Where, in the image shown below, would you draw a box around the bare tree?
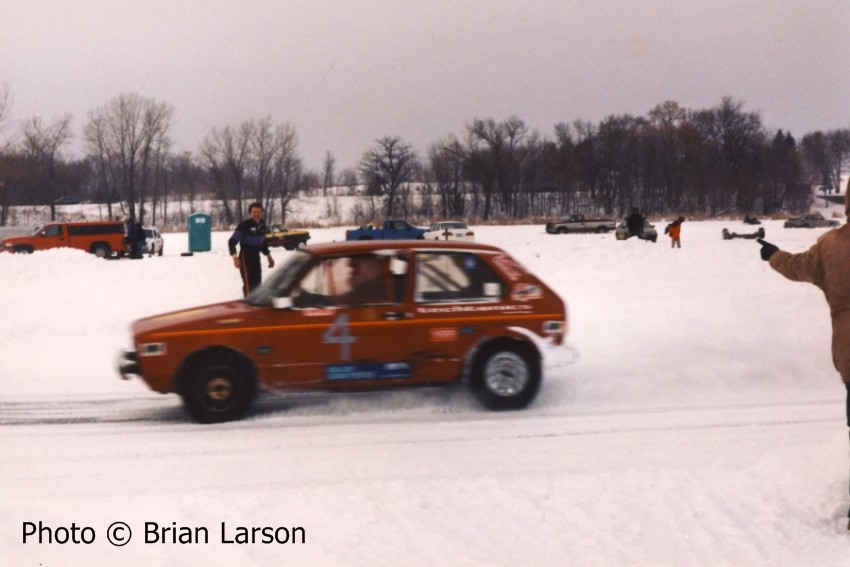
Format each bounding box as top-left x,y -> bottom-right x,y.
0,83 -> 14,151
322,151 -> 336,197
428,139 -> 466,220
83,93 -> 173,223
21,113 -> 73,220
199,123 -> 251,223
359,136 -> 418,218
256,119 -> 298,222
826,129 -> 850,193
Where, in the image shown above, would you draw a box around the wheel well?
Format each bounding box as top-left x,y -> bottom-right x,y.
175,346 -> 257,394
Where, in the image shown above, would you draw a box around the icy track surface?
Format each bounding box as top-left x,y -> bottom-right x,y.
1,219 -> 849,565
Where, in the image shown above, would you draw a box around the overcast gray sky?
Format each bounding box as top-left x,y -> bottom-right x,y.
2,0 -> 848,172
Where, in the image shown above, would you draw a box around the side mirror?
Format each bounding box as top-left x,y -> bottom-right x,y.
272,296 -> 293,310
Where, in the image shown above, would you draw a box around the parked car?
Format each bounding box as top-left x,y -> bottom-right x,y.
54,195 -> 81,205
614,220 -> 657,242
545,213 -> 617,234
783,212 -> 839,229
722,227 -> 765,240
265,225 -> 311,250
423,221 -> 475,242
144,227 -> 164,256
118,240 -> 568,423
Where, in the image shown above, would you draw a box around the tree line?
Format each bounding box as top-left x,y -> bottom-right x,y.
0,86 -> 848,228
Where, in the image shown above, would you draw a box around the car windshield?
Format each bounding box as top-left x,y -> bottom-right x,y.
245,251 -> 312,306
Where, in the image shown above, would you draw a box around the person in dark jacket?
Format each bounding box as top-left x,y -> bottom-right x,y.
228,202 -> 275,297
126,218 -> 146,259
625,208 -> 645,238
758,194 -> 850,530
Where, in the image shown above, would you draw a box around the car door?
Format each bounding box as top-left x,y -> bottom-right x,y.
37,224 -> 66,251
404,250 -> 510,383
260,252 -> 416,389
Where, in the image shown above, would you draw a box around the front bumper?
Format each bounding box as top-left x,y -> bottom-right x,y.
117,349 -> 140,380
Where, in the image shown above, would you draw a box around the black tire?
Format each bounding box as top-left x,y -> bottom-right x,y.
180,351 -> 257,423
158,245 -> 163,257
14,245 -> 34,254
556,227 -> 567,234
470,342 -> 541,410
91,244 -> 111,258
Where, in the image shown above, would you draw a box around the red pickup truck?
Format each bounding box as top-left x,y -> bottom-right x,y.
1,220 -> 127,258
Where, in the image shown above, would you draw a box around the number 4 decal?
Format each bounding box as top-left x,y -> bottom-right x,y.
323,313 -> 358,360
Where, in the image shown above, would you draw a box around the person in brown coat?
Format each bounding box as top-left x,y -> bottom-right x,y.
758,199 -> 850,530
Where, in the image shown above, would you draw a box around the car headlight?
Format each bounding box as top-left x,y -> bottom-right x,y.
138,342 -> 167,357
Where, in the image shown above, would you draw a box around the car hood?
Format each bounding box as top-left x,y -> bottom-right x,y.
131,300 -> 259,339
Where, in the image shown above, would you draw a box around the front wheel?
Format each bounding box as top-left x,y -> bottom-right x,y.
470,343 -> 541,410
181,352 -> 256,423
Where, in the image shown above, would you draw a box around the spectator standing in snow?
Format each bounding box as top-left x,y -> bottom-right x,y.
625,208 -> 645,239
665,216 -> 684,248
126,218 -> 146,259
758,197 -> 850,531
228,202 -> 275,297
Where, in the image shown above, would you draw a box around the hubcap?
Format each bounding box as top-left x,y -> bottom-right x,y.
484,352 -> 529,397
206,377 -> 232,401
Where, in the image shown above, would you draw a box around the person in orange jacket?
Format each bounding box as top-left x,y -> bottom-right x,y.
665,216 -> 684,248
759,196 -> 850,530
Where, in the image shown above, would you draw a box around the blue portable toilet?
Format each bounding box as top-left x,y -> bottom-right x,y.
187,213 -> 212,252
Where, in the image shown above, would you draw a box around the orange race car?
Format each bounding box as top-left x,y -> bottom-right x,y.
118,240 -> 568,423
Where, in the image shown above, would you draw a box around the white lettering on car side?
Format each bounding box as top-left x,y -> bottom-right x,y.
323,313 -> 358,360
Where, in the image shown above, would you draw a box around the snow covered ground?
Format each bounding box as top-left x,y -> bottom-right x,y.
2,213 -> 849,565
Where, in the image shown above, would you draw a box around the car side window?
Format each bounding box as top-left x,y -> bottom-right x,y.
414,253 -> 503,303
293,255 -> 404,308
43,225 -> 61,237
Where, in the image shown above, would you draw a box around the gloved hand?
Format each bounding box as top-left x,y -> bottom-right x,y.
757,238 -> 779,261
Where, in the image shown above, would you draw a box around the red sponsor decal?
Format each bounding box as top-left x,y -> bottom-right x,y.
430,327 -> 459,342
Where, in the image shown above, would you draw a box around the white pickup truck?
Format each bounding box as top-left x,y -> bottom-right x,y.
545,213 -> 617,234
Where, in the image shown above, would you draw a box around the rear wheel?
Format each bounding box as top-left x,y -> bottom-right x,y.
181,351 -> 256,423
470,342 -> 541,410
91,244 -> 111,258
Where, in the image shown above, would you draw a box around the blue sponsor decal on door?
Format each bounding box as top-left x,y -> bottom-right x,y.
325,361 -> 412,380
